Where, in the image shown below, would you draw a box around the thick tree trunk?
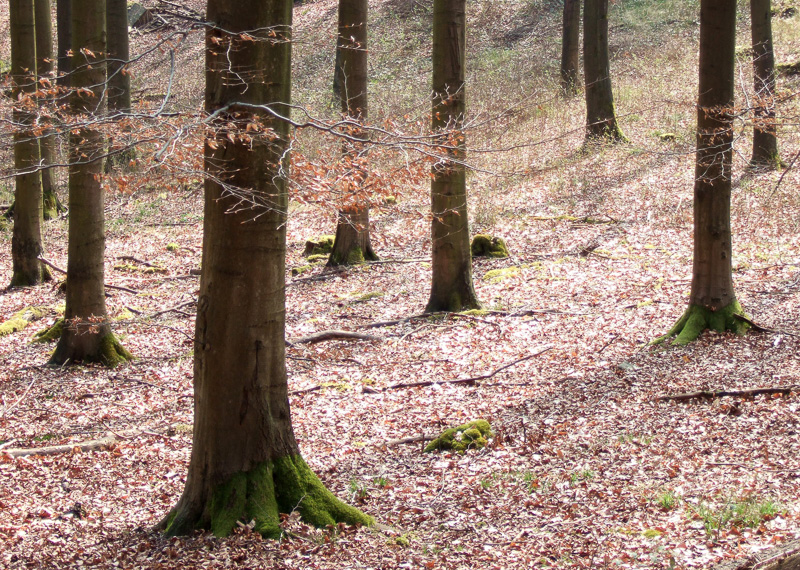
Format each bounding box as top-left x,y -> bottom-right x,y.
751,0 -> 781,168
34,0 -> 65,220
161,0 -> 370,538
106,0 -> 133,171
583,0 -> 625,141
50,0 -> 131,366
9,0 -> 50,287
56,0 -> 71,85
659,0 -> 747,345
328,0 -> 377,266
560,0 -> 580,96
426,0 -> 480,313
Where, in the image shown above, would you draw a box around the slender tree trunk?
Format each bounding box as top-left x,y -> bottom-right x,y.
56,0 -> 71,85
160,0 -> 370,538
583,0 -> 625,141
35,0 -> 65,220
658,0 -> 747,345
328,0 -> 377,266
560,0 -> 580,96
106,0 -> 133,171
751,0 -> 781,168
50,0 -> 132,367
9,0 -> 50,287
426,0 -> 480,313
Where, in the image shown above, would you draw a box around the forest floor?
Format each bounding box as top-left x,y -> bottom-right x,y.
1,0 -> 800,568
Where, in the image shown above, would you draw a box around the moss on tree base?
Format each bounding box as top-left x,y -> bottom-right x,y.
653,301 -> 749,346
163,455 -> 373,538
48,332 -> 133,368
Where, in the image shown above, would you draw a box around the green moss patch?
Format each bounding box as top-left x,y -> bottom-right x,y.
291,265 -> 312,276
306,254 -> 329,264
34,317 -> 64,343
0,306 -> 48,337
652,300 -> 749,346
471,234 -> 510,258
303,235 -> 335,256
424,420 -> 493,453
483,266 -> 520,283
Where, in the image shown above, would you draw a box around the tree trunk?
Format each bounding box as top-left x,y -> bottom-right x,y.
106,0 -> 133,171
34,0 -> 65,220
56,0 -> 71,85
751,0 -> 781,168
560,0 -> 580,96
9,0 -> 50,287
583,0 -> 625,141
328,0 -> 377,266
426,0 -> 480,313
160,0 -> 371,538
50,0 -> 132,367
658,0 -> 747,345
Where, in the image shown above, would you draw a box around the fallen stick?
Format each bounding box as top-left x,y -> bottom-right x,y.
117,255 -> 159,268
37,258 -> 138,294
147,300 -> 196,319
287,330 -> 381,345
385,435 -> 432,446
3,434 -> 122,458
658,386 -> 798,402
709,537 -> 800,570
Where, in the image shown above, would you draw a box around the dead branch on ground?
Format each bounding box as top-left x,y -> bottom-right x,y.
287,330 -> 382,345
658,386 -> 798,402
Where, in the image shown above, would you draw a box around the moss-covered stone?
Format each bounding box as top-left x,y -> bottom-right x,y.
652,300 -> 749,346
354,291 -> 384,302
657,132 -> 676,142
460,309 -> 489,317
168,455 -> 373,539
471,234 -> 510,258
303,235 -> 335,256
424,420 -> 493,453
34,317 -> 64,343
166,243 -> 180,251
291,265 -> 312,276
0,306 -> 48,337
483,266 -> 520,283
306,254 -> 329,264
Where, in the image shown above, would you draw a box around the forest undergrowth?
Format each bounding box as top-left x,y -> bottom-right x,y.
0,0 -> 799,568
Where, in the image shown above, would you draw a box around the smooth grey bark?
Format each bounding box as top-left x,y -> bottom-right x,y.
426,0 -> 480,312
560,0 -> 580,95
160,0 -> 370,537
51,0 -> 131,366
328,0 -> 377,266
750,0 -> 781,168
56,0 -> 71,85
9,0 -> 50,287
583,0 -> 625,141
105,0 -> 133,171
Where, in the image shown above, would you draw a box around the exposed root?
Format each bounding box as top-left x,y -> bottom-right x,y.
653,301 -> 749,346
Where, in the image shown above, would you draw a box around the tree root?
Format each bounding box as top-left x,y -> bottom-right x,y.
653,301 -> 749,346
162,455 -> 372,538
658,385 -> 798,402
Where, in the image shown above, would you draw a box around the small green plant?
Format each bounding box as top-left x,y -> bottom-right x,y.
479,477 -> 494,490
657,489 -> 678,511
690,496 -> 781,539
348,478 -> 368,501
373,476 -> 389,488
569,469 -> 595,485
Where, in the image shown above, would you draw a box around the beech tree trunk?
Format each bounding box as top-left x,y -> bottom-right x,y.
34,0 -> 64,220
328,0 -> 377,266
659,0 -> 747,345
160,0 -> 371,538
9,0 -> 50,287
50,0 -> 132,367
560,0 -> 580,96
751,0 -> 781,168
106,0 -> 133,171
56,0 -> 71,85
426,0 -> 480,313
583,0 -> 625,141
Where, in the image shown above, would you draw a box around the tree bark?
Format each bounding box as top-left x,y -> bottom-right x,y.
583,0 -> 625,141
106,0 -> 133,171
9,0 -> 50,287
560,0 -> 580,96
328,0 -> 377,266
659,0 -> 747,345
34,0 -> 65,220
426,0 -> 480,313
751,0 -> 781,168
50,0 -> 132,367
56,0 -> 71,85
160,0 -> 370,538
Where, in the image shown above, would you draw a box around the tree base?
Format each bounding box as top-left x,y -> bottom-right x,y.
328,245 -> 378,267
49,332 -> 133,368
653,301 -> 749,346
161,455 -> 372,538
9,265 -> 52,288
